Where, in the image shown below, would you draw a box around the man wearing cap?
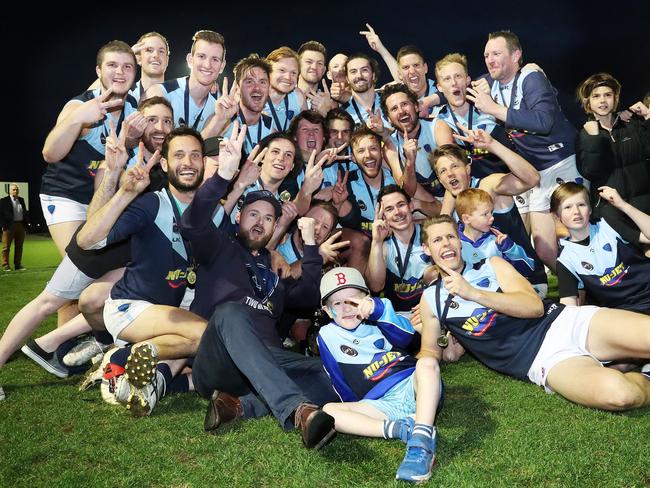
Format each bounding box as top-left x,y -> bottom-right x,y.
180,123 -> 338,449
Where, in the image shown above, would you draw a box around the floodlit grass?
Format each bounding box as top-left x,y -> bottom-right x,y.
0,236 -> 648,487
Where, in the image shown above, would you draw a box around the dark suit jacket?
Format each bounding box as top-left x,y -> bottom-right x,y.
0,195 -> 28,229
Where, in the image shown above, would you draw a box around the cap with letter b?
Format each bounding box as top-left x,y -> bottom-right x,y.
320,267 -> 369,304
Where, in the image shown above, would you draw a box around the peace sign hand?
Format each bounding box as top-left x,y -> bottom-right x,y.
218,120 -> 248,180
75,88 -> 124,125
214,77 -> 241,122
455,124 -> 493,150
359,23 -> 385,53
318,230 -> 350,263
119,148 -> 159,194
343,296 -> 376,320
332,170 -> 349,207
371,201 -> 391,242
365,108 -> 386,135
104,119 -> 129,172
302,149 -> 327,195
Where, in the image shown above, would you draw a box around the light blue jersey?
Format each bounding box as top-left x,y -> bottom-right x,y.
264,90 -> 302,132
157,77 -> 218,132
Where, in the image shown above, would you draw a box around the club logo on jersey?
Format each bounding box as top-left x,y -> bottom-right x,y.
87,160 -> 103,177
462,307 -> 498,336
581,261 -> 594,271
515,196 -> 526,205
449,300 -> 459,309
599,262 -> 629,286
363,351 -> 405,381
358,200 -> 367,211
603,243 -> 612,252
423,144 -> 432,152
340,345 -> 358,357
165,268 -> 192,288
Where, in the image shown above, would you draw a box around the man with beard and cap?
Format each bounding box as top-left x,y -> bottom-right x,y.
145,30 -> 225,132
201,54 -> 275,155
76,127 -> 209,417
178,123 -> 339,450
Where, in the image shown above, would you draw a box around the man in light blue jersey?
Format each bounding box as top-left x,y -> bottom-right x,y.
146,30 -> 225,132
342,53 -> 387,126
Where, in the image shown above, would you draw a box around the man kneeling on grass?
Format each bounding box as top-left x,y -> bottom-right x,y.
317,267 -> 443,483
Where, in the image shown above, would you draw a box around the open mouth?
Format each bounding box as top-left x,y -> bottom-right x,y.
363,159 -> 377,169
251,225 -> 264,236
448,177 -> 460,189
399,115 -> 411,125
178,168 -> 197,179
272,163 -> 286,172
306,138 -> 318,149
151,133 -> 166,145
440,249 -> 456,260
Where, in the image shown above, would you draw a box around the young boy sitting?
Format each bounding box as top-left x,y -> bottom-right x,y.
317,266 -> 443,483
456,188 -> 536,280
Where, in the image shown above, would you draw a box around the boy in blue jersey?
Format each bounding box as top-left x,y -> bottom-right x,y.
419,215 -> 650,412
318,267 -> 442,483
553,183 -> 650,314
145,30 -> 225,132
456,188 -> 535,279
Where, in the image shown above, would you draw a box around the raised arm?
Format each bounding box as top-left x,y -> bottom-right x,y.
365,202 -> 390,292
599,186 -> 650,244
359,24 -> 400,82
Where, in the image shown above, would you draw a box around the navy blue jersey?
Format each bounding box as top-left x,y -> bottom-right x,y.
222,113 -> 275,155
41,89 -> 138,204
341,169 -> 396,234
389,119 -> 439,195
317,298 -> 416,402
107,190 -> 191,305
158,77 -> 218,131
491,70 -> 576,171
383,224 -> 432,311
264,90 -> 302,132
422,258 -> 564,380
342,92 -> 388,126
557,218 -> 650,311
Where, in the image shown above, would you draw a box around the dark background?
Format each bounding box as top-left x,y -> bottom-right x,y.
3,1 -> 648,227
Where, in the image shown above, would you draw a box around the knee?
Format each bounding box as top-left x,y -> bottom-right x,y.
187,320 -> 208,347
209,302 -> 251,332
593,376 -> 642,411
416,356 -> 440,376
78,285 -> 107,314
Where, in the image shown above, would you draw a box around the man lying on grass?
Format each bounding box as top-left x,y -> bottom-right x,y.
418,215 -> 650,411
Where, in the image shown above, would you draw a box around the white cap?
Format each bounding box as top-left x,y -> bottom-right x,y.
320,267 -> 369,303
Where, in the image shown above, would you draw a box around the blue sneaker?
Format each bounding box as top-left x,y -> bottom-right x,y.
394,417 -> 415,443
395,434 -> 436,483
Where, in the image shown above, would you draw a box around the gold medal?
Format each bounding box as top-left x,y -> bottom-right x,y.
280,191 -> 291,202
437,334 -> 449,348
187,269 -> 197,285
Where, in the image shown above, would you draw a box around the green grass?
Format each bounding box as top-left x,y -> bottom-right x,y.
0,237 -> 648,487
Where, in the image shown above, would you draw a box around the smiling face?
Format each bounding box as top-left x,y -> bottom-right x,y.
588,86 -> 616,118
161,135 -> 205,192
240,67 -> 270,114
141,103 -> 174,153
398,53 -> 428,95
385,91 -> 419,134
484,37 -> 520,83
236,200 -> 277,251
434,155 -> 471,196
260,138 -> 295,182
137,35 -> 169,78
305,205 -> 336,245
97,51 -> 136,96
380,191 -> 413,232
346,57 -> 375,94
300,50 -> 326,85
422,221 -> 464,272
436,62 -> 471,109
270,56 -> 299,95
351,135 -> 382,179
556,192 -> 591,236
187,40 -> 225,87
323,287 -> 368,330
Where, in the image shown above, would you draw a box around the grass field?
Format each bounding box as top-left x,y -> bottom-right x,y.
0,236 -> 648,487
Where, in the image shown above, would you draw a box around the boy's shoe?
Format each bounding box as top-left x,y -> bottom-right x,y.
395,434 -> 437,483
3,266 -> 10,272
21,339 -> 69,378
15,266 -> 26,271
394,417 -> 415,443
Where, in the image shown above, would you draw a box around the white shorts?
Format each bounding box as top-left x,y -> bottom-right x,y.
527,305 -> 601,393
44,254 -> 94,300
528,156 -> 586,212
40,194 -> 88,226
514,189 -> 530,214
103,298 -> 154,345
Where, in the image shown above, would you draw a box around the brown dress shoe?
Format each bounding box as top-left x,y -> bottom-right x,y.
293,402 -> 336,450
204,390 -> 243,433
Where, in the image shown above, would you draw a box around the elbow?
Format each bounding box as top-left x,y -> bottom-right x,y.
42,148 -> 60,164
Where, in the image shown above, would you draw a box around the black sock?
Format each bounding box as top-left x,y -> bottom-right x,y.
167,373 -> 190,394
110,345 -> 133,368
92,330 -> 114,346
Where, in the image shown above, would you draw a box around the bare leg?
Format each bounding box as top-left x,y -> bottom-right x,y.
118,305 -> 207,359
48,221 -> 84,257
79,268 -> 125,330
586,308 -> 650,360
413,357 -> 441,426
35,313 -> 91,353
529,211 -> 558,272
57,301 -> 79,327
323,401 -> 388,437
0,290 -> 69,368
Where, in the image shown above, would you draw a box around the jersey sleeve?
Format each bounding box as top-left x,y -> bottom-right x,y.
505,72 -> 557,135
497,235 -> 536,276
556,259 -> 581,298
368,298 -> 415,349
106,193 -> 158,245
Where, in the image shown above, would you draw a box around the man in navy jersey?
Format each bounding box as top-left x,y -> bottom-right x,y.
146,30 -> 225,132
468,30 -> 583,271
418,215 -> 650,412
178,123 -> 338,449
77,127 -> 208,416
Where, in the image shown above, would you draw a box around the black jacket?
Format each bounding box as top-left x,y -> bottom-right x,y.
576,115 -> 650,246
0,195 -> 28,230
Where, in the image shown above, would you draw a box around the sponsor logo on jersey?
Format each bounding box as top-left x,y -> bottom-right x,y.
462,307 -> 498,336
393,278 -> 424,300
87,160 -> 103,177
599,262 -> 629,286
165,268 -> 192,288
363,351 -> 405,381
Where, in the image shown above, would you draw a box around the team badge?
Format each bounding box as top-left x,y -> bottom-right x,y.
581,261 -> 593,271
340,345 -> 358,357
358,200 -> 367,211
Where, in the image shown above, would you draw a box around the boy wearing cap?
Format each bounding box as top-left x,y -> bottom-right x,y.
317,266 -> 443,483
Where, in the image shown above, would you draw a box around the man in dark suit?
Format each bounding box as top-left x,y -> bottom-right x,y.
1,184 -> 29,271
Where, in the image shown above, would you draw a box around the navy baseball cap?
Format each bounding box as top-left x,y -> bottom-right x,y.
242,190 -> 283,218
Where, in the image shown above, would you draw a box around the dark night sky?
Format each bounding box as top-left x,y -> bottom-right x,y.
4,1 -> 648,224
